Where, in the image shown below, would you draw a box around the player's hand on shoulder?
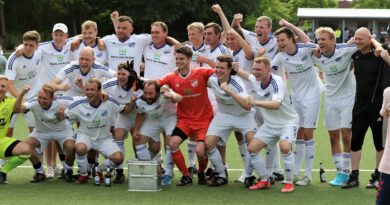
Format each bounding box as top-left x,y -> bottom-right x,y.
97,38 -> 106,51
56,104 -> 66,120
15,44 -> 24,57
160,84 -> 170,94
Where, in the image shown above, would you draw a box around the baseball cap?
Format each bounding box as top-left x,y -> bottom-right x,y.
52,23 -> 68,33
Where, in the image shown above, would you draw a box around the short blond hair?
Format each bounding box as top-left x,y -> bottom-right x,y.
254,56 -> 271,68
0,75 -> 8,81
256,16 -> 272,28
41,84 -> 55,98
81,20 -> 97,32
315,27 -> 336,40
187,22 -> 204,33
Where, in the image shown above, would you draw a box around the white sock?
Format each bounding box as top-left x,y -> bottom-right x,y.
64,162 -> 73,171
265,147 -> 274,178
304,139 -> 315,177
187,141 -> 197,167
207,148 -> 226,178
116,140 -> 125,169
135,144 -> 151,160
332,153 -> 343,173
250,152 -> 268,179
272,145 -> 282,173
282,152 -> 294,183
100,159 -> 110,171
293,139 -> 305,176
342,152 -> 351,174
238,141 -> 253,177
164,146 -> 174,177
76,154 -> 88,175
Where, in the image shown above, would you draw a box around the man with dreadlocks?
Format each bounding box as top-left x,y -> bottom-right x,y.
102,60 -> 143,183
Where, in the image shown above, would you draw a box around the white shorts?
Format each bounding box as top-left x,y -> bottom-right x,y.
254,124 -> 298,148
206,112 -> 257,145
324,96 -> 354,130
75,134 -> 120,157
10,112 -> 35,128
30,127 -> 74,154
293,95 -> 321,128
114,110 -> 137,132
140,115 -> 177,142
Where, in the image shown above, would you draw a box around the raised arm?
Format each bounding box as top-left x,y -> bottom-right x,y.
279,18 -> 310,43
13,85 -> 29,113
110,11 -> 119,34
231,13 -> 243,30
211,4 -> 230,43
228,28 -> 254,60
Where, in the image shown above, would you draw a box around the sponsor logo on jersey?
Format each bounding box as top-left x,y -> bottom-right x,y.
329,65 -> 338,73
57,55 -> 64,63
153,52 -> 161,61
1,108 -> 8,116
129,42 -> 135,47
191,80 -> 199,87
295,64 -> 304,71
183,88 -> 192,95
119,49 -> 127,56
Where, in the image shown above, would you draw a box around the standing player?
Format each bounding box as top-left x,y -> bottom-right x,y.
205,55 -> 256,187
234,57 -> 299,193
50,47 -> 115,96
133,81 -> 182,186
58,78 -> 133,184
143,21 -> 178,80
312,27 -> 381,186
272,25 -> 323,185
0,75 -> 32,184
104,11 -> 151,72
341,28 -> 384,189
5,30 -> 41,135
186,22 -> 207,68
70,20 -> 107,64
158,47 -> 215,186
102,61 -> 142,184
13,84 -> 76,182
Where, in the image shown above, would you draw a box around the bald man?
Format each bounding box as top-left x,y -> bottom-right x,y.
50,47 -> 116,96
342,28 -> 384,189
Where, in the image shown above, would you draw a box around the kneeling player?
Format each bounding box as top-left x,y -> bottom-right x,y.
0,75 -> 31,184
59,78 -> 134,184
206,55 -> 256,187
14,84 -> 76,183
133,81 -> 182,185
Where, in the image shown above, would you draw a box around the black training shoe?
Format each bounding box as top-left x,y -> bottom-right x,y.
113,173 -> 125,184
57,168 -> 65,179
0,172 -> 7,184
198,172 -> 206,185
205,168 -> 214,178
188,166 -> 198,178
273,172 -> 284,181
208,176 -> 228,187
244,176 -> 256,188
341,177 -> 359,189
366,173 -> 379,189
64,170 -> 75,182
31,172 -> 46,183
176,176 -> 192,186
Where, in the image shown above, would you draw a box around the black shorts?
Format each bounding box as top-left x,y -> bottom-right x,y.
351,111 -> 383,152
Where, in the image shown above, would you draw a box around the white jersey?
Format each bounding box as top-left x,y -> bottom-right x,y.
5,51 -> 42,100
56,61 -> 116,96
271,43 -> 323,100
232,48 -> 254,91
39,42 -> 72,84
204,43 -> 231,68
313,44 -> 358,99
70,43 -> 107,65
248,74 -> 299,127
208,75 -> 249,115
143,43 -> 176,80
241,29 -> 285,79
102,33 -> 152,73
135,93 -> 176,120
65,96 -> 123,141
185,42 -> 208,68
242,29 -> 278,60
24,96 -> 74,132
102,77 -> 139,105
